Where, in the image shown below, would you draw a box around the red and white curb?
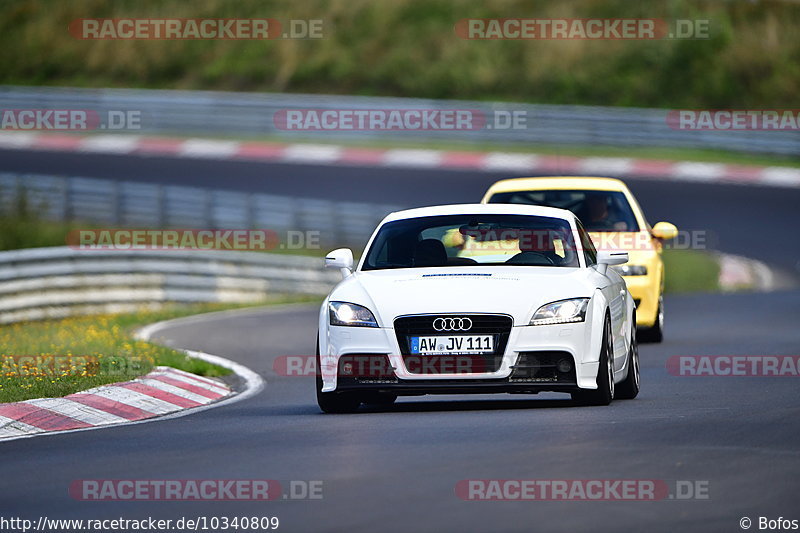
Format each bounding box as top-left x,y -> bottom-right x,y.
1,131 -> 798,188
0,315 -> 264,442
717,253 -> 777,292
0,367 -> 229,440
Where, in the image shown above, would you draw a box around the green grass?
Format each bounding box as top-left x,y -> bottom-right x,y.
0,192 -> 99,251
1,0 -> 799,109
0,298 -> 317,403
663,249 -> 720,294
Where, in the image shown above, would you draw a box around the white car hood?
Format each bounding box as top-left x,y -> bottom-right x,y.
329,266 -> 597,327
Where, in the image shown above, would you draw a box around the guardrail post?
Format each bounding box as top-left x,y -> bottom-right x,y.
58,176 -> 69,222
111,180 -> 122,225
156,185 -> 166,227
205,189 -> 215,229
246,194 -> 255,230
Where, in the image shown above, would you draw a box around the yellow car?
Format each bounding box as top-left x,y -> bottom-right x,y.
481,176 -> 677,342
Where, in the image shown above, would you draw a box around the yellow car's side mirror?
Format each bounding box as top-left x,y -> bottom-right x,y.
651,221 -> 678,240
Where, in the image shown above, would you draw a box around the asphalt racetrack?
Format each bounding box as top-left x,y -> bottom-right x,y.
1,148 -> 799,532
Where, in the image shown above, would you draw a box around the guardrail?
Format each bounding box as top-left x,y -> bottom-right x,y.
0,172 -> 399,248
0,246 -> 340,324
2,86 -> 797,155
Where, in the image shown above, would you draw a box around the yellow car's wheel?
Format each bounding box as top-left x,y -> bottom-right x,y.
638,295 -> 664,343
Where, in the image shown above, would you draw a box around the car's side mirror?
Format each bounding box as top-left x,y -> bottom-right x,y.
325,248 -> 354,278
651,221 -> 678,240
597,251 -> 629,266
596,251 -> 628,274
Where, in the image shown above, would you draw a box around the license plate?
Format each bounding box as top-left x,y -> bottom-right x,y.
409,335 -> 494,355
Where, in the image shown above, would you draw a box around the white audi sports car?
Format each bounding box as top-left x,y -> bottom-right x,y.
317,204 -> 639,413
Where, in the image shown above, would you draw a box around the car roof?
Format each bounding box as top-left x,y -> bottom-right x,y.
483,176 -> 630,197
382,203 -> 577,224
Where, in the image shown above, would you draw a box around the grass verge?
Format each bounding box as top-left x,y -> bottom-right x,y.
663,249 -> 721,294
0,297 -> 318,404
2,0 -> 799,110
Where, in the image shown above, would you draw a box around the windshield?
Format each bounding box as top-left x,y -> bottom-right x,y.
362,214 -> 580,271
488,189 -> 640,232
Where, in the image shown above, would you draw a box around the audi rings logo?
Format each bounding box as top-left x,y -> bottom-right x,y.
433,317 -> 473,331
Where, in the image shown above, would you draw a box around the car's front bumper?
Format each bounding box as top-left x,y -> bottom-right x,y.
321,320 -> 600,394
623,274 -> 659,328
617,250 -> 663,328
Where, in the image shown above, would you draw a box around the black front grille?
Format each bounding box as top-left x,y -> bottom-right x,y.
510,351 -> 576,384
393,314 -> 513,374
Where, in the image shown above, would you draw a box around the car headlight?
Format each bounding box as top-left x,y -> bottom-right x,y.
612,264 -> 648,276
529,298 -> 589,326
329,301 -> 379,327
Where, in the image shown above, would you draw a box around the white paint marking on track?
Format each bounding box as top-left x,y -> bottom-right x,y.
179,139 -> 240,158
760,167 -> 800,187
282,143 -> 342,163
672,162 -> 726,181
383,149 -> 443,167
0,131 -> 39,148
579,157 -> 634,175
482,152 -> 539,171
79,135 -> 140,154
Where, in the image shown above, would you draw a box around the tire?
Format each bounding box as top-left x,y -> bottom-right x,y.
616,327 -> 640,400
572,314 -> 615,406
638,295 -> 664,343
316,339 -> 361,414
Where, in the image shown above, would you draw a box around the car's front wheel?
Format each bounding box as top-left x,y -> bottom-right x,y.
316,342 -> 361,414
572,314 -> 614,406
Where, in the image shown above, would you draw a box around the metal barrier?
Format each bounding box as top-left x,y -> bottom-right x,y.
0,172 -> 399,248
1,86 -> 797,155
0,246 -> 340,324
